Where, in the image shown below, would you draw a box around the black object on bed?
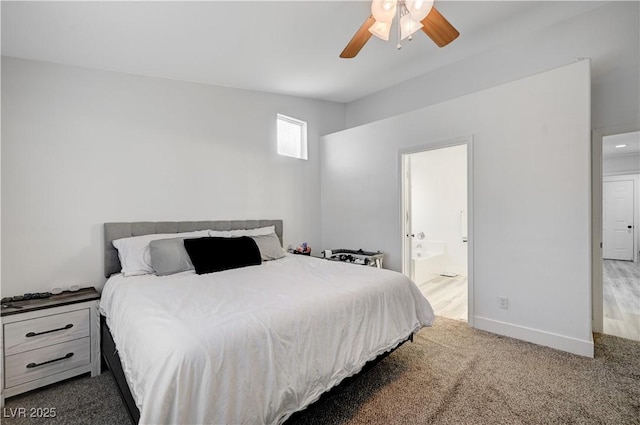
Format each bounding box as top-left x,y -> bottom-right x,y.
183,236 -> 262,274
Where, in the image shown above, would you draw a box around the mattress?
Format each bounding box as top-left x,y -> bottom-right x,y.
99,254 -> 434,424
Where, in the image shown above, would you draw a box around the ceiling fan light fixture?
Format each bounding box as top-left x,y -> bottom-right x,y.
400,12 -> 424,40
371,0 -> 397,23
405,0 -> 434,21
340,1 -> 458,58
369,20 -> 392,41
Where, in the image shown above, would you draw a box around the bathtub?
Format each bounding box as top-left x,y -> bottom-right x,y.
411,241 -> 446,284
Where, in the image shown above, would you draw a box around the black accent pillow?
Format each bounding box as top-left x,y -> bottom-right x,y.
183,237 -> 262,275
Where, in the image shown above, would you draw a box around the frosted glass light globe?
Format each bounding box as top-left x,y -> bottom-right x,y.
400,13 -> 423,40
369,20 -> 392,41
405,0 -> 434,21
371,0 -> 397,23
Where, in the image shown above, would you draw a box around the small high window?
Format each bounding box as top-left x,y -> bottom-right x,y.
277,114 -> 307,160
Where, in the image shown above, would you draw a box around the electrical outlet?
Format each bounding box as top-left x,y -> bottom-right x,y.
499,296 -> 508,309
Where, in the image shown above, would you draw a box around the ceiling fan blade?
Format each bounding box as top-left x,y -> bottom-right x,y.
340,15 -> 376,58
421,6 -> 459,48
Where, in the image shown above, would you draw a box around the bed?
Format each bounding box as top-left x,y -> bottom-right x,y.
99,220 -> 434,424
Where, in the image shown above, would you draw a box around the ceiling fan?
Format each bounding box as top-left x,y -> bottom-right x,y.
340,0 -> 459,58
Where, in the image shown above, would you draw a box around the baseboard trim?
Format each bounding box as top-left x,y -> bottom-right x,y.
473,316 -> 594,358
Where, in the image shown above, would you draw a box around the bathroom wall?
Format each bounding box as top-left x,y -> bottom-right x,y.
410,144 -> 467,276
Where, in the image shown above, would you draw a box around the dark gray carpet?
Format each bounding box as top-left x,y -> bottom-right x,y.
2,371 -> 129,425
4,317 -> 639,424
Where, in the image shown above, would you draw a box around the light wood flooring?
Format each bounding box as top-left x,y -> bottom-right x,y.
603,259 -> 640,341
418,274 -> 467,321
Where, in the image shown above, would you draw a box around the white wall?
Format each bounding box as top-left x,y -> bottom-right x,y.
321,61 -> 592,356
1,57 -> 345,295
410,145 -> 467,275
603,154 -> 640,176
345,1 -> 639,134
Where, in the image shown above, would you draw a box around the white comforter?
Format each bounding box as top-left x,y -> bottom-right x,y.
100,254 -> 434,425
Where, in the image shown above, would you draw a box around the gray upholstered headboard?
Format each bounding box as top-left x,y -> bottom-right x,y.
104,220 -> 283,278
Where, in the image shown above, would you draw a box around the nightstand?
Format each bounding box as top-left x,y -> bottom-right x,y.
1,288 -> 101,406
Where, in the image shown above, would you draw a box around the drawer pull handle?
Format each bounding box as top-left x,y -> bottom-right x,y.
26,352 -> 74,369
25,323 -> 73,338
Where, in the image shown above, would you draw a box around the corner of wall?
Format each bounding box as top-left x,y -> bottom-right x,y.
474,316 -> 594,358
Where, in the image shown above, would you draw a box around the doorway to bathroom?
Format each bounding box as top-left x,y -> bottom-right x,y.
401,142 -> 470,322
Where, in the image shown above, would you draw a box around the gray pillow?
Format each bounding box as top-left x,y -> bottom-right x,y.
251,233 -> 285,261
149,237 -> 194,276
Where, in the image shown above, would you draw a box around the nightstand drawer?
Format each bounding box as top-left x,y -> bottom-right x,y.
4,309 -> 90,355
4,337 -> 91,388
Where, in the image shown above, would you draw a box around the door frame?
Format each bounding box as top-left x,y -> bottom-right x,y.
399,135 -> 475,326
592,126 -> 640,334
592,130 -> 603,333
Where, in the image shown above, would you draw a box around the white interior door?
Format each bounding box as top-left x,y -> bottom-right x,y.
402,154 -> 414,281
603,180 -> 634,260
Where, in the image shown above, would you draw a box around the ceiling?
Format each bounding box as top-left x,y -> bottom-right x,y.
1,1 -> 609,103
603,131 -> 640,158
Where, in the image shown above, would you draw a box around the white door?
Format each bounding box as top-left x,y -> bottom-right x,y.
403,154 -> 415,281
603,180 -> 634,260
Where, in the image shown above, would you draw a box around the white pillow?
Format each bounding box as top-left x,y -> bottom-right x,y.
113,230 -> 210,276
208,225 -> 276,238
251,233 -> 285,261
